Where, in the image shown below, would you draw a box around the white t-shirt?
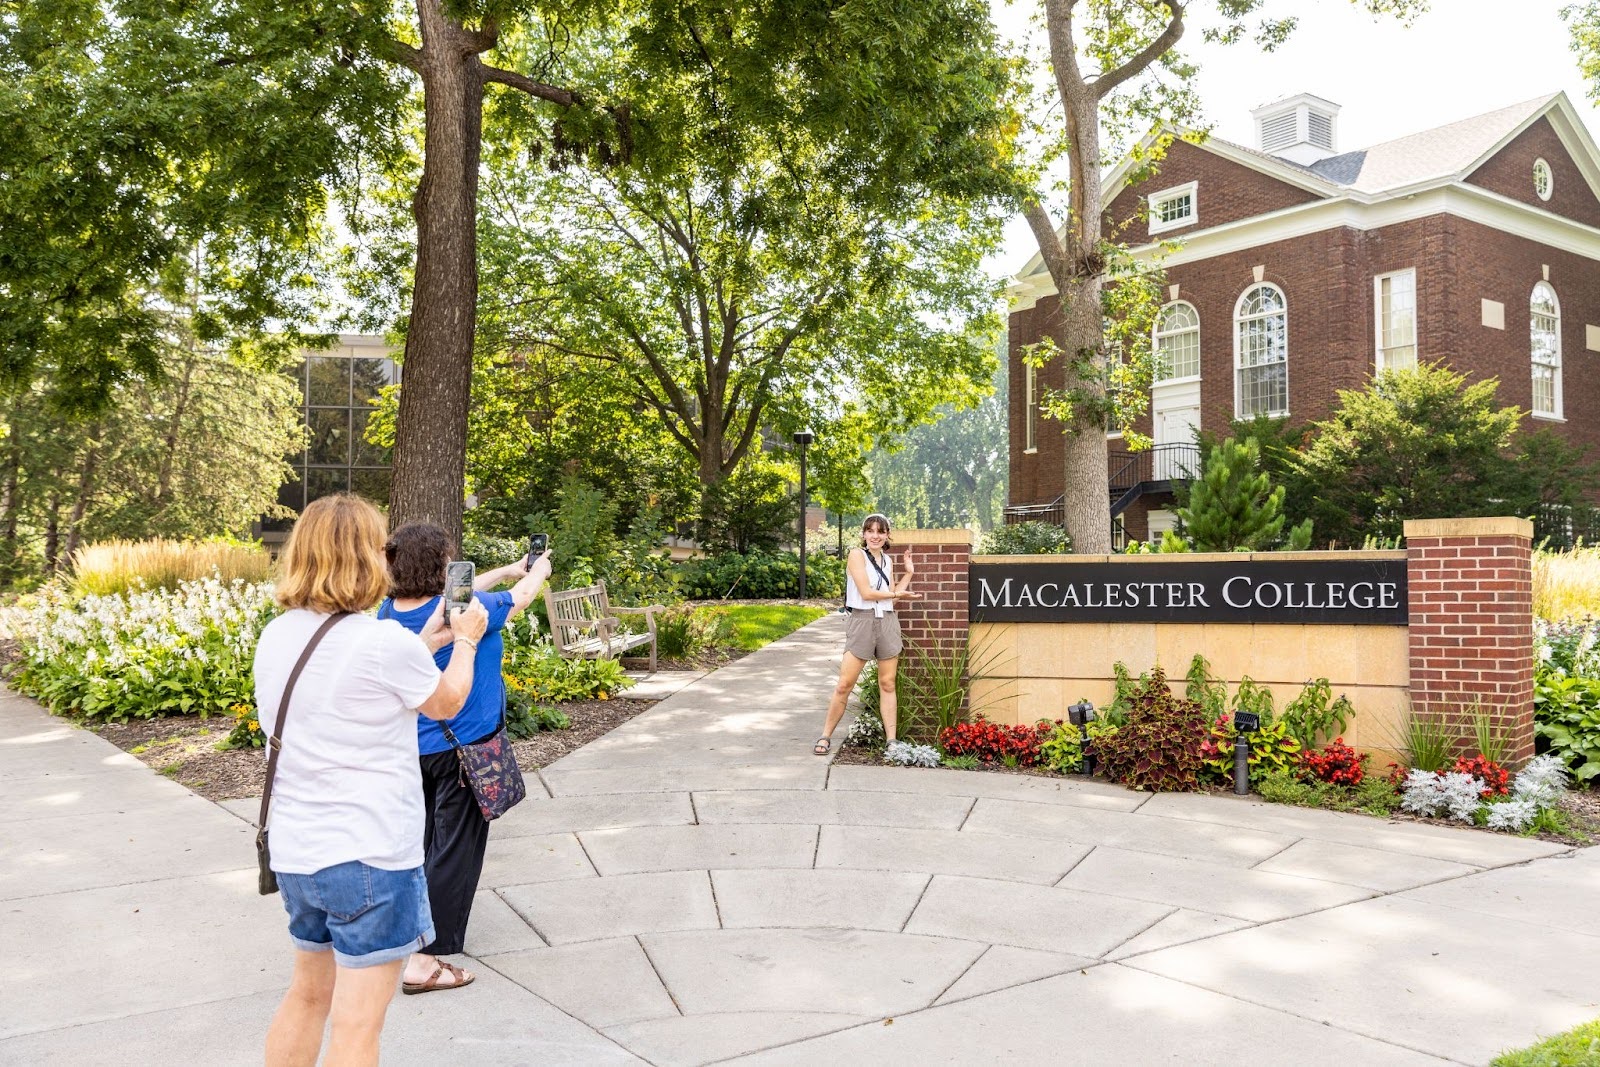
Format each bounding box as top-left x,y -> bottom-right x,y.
254,609 -> 442,874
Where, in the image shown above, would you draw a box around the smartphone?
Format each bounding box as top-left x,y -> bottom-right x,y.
528,532 -> 549,561
443,561 -> 475,618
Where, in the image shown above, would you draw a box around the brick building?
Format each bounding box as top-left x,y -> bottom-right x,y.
1007,92 -> 1600,543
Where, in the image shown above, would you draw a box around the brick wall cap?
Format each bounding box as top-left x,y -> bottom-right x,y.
1403,517 -> 1533,539
894,528 -> 975,546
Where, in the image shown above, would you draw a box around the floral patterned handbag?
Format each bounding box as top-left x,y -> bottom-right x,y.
440,720 -> 527,821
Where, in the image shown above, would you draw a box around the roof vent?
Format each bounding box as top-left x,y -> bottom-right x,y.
1251,93 -> 1341,165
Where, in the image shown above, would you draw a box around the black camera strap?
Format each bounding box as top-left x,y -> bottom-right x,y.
862,548 -> 892,591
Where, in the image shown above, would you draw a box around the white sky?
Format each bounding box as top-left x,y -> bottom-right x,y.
987,0 -> 1600,278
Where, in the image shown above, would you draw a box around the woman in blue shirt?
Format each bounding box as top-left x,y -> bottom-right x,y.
380,523 -> 551,994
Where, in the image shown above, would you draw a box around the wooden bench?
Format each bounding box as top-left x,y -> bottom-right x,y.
542,581 -> 664,672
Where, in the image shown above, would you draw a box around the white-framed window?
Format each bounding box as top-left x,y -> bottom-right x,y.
1153,301 -> 1201,382
1148,181 -> 1198,235
1374,269 -> 1418,372
1531,281 -> 1562,419
1234,283 -> 1289,418
1024,361 -> 1038,452
1534,158 -> 1553,202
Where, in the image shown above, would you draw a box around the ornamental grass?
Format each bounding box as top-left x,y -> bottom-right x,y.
71,538 -> 272,597
1534,544 -> 1600,622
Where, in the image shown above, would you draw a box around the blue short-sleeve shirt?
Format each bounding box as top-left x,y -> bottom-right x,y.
380,591 -> 515,756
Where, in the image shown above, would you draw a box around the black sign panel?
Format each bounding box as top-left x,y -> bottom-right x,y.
970,558 -> 1407,625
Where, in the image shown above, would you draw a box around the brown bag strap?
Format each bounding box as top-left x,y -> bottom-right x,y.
257,612 -> 351,837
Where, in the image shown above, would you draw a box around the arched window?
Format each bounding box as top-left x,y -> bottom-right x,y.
1531,282 -> 1561,418
1154,302 -> 1200,381
1234,284 -> 1288,417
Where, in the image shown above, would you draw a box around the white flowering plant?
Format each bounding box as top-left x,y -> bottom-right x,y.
1400,754 -> 1571,833
11,578 -> 278,722
882,740 -> 942,767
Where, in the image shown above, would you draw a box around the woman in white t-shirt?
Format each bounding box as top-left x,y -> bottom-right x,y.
256,494 -> 488,1067
812,513 -> 920,755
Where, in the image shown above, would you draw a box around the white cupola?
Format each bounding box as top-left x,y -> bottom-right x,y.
1251,93 -> 1341,165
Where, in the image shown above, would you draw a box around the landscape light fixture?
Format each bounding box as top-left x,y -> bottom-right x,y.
1067,701 -> 1096,776
1232,710 -> 1260,795
792,430 -> 815,598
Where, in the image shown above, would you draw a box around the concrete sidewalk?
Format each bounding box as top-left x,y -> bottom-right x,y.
3,614 -> 1599,1065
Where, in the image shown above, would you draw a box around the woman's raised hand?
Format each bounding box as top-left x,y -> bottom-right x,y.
454,598 -> 490,642
900,552 -> 916,579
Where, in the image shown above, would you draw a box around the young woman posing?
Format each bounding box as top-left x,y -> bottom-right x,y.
813,513 -> 921,755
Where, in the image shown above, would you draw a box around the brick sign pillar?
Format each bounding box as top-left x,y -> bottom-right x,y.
1404,517 -> 1535,763
892,529 -> 972,657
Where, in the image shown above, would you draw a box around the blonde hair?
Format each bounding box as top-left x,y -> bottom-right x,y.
275,494 -> 389,614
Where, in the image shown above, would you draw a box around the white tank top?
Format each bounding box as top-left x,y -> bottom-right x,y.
846,548 -> 894,617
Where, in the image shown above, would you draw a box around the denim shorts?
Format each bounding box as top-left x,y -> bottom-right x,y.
277,861 -> 434,968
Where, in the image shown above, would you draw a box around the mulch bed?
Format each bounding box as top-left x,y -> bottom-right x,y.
88,697 -> 657,803
833,741 -> 1600,845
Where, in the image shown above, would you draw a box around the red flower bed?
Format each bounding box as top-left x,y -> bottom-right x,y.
1301,737 -> 1366,787
1452,754 -> 1511,798
938,715 -> 1054,767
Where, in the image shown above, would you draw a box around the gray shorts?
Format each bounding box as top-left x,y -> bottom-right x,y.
844,610 -> 903,662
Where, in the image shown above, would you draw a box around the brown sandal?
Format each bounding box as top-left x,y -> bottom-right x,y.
402,959 -> 475,995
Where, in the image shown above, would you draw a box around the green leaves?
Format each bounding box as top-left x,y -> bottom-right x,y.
1175,435 -> 1301,552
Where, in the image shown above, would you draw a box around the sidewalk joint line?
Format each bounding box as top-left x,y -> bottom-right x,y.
899,873 -> 936,933
493,887 -> 550,947
1111,962 -> 1474,1065
707,869 -> 724,929
1053,845 -> 1096,885
572,832 -> 602,878
956,796 -> 979,831
811,824 -> 822,869
930,943 -> 990,1005
688,791 -> 700,825
1096,904 -> 1178,958
533,768 -> 555,798
473,954 -> 652,1062
1248,837 -> 1303,870
635,934 -> 684,1016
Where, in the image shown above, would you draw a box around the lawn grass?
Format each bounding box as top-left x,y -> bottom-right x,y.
698,604 -> 828,650
1491,1019 -> 1600,1066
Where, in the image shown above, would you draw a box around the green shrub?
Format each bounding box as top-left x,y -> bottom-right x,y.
1535,672 -> 1600,782
680,551 -> 844,600
503,642 -> 634,703
505,698 -> 572,740
1038,719 -> 1118,774
1199,716 -> 1302,784
941,754 -> 980,770
458,532 -> 526,571
1278,677 -> 1353,748
978,521 -> 1070,555
1094,668 -> 1208,791
12,578 -> 276,721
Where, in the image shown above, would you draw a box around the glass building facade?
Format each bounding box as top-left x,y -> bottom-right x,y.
260,335 -> 400,539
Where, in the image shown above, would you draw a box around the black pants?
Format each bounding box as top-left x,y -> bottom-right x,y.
418,729 -> 494,956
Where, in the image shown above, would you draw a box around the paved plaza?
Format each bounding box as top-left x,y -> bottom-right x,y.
3,614 -> 1599,1065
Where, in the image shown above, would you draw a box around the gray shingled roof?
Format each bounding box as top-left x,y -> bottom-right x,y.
1302,95 -> 1556,193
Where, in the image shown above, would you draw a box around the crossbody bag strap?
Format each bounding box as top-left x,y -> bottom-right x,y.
257,612 -> 351,836
863,549 -> 892,591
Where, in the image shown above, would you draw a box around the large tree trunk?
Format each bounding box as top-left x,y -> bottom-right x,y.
389,0 -> 485,546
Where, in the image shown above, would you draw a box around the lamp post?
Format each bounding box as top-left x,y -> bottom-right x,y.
793,430 -> 814,598
1233,710 -> 1259,795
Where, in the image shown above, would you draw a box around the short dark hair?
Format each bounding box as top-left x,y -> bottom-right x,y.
385,522 -> 452,599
